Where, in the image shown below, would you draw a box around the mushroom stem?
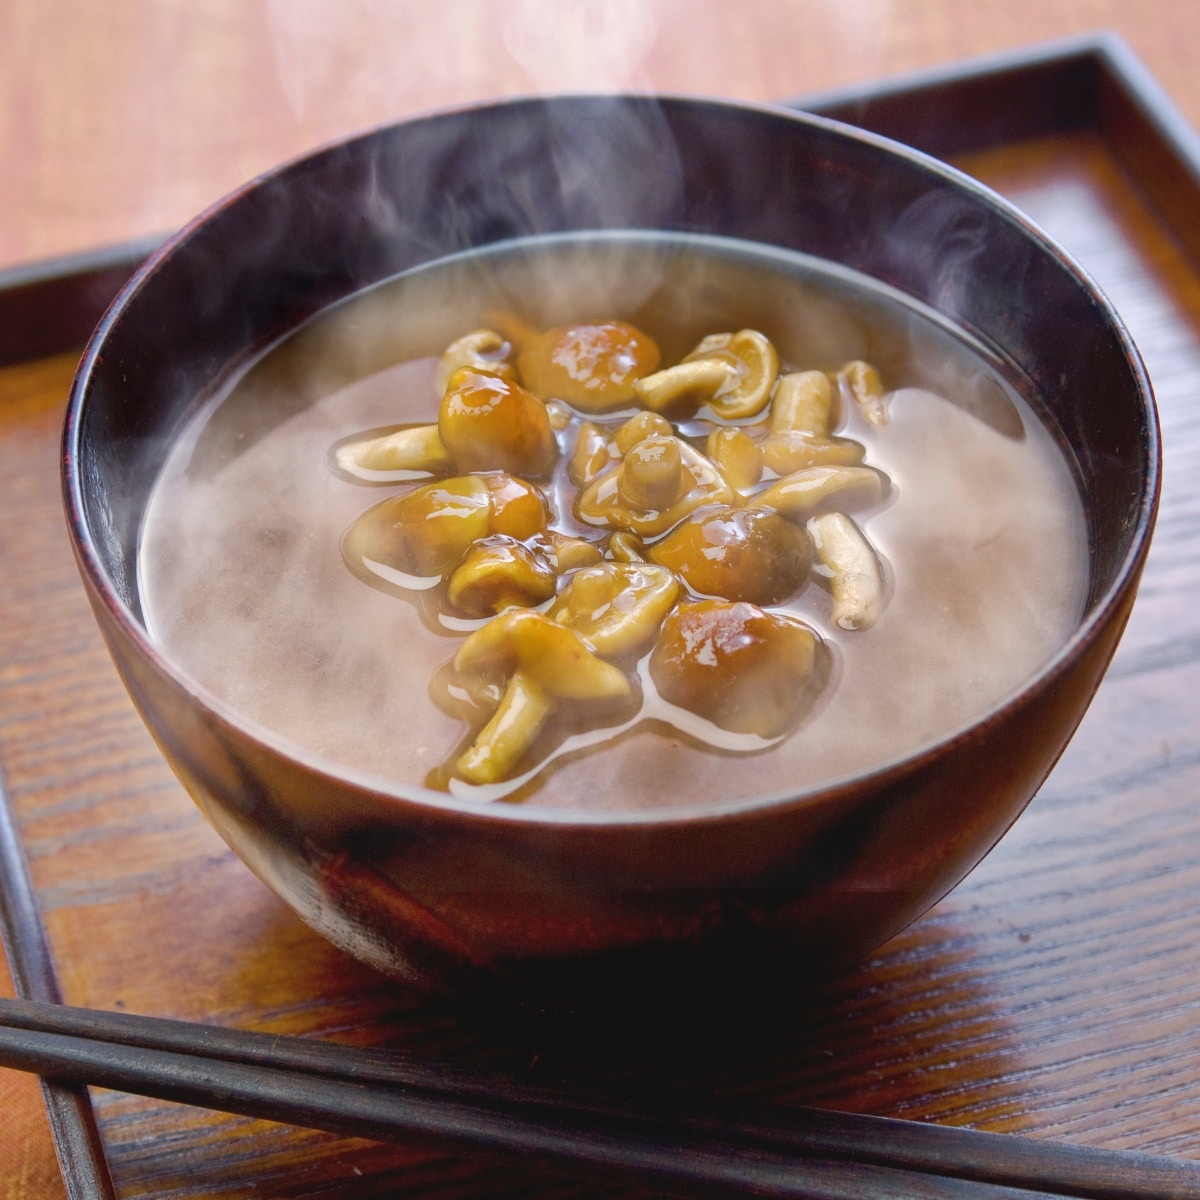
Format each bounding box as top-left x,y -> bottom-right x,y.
760,371 -> 866,474
619,436 -> 685,510
809,511 -> 885,630
337,424 -> 452,475
707,427 -> 763,492
838,360 -> 889,426
456,671 -> 554,785
757,465 -> 886,522
450,609 -> 635,784
633,358 -> 733,412
770,370 -> 836,436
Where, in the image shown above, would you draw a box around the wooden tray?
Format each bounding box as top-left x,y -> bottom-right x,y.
5,30 -> 1200,1199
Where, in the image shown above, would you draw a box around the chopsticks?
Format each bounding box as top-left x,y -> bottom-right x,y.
0,996 -> 1197,1200
0,764 -> 117,1200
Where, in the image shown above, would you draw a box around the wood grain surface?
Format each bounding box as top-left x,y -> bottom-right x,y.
4,1 -> 1200,272
5,3 -> 1200,1197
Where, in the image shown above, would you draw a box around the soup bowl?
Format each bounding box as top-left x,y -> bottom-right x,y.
62,95 -> 1159,1004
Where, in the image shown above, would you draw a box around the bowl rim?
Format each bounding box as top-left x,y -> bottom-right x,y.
61,91 -> 1162,831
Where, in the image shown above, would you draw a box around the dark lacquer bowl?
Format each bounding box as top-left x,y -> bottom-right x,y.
62,96 -> 1159,1007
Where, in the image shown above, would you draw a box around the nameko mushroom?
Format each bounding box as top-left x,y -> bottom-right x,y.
568,411 -> 674,489
808,511 -> 886,631
515,320 -> 662,413
452,610 -> 635,785
648,504 -> 812,607
445,534 -> 560,618
634,329 -> 778,419
547,561 -> 680,658
759,369 -> 868,475
575,433 -> 734,538
450,563 -> 679,785
755,464 -> 889,523
649,600 -> 824,738
334,422 -> 454,478
838,359 -> 890,426
333,331 -> 520,480
332,315 -> 901,791
434,328 -> 517,393
341,473 -> 549,581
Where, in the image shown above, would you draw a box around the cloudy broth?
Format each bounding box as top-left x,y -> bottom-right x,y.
137,233 -> 1088,810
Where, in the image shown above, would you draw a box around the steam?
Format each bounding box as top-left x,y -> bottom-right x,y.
501,0 -> 661,93
885,192 -> 993,318
265,0 -> 665,126
263,0 -> 516,122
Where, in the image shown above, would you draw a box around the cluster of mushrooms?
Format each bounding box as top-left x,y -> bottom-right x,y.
335,316 -> 893,790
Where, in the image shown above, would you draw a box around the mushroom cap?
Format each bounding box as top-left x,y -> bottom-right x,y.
574,436 -> 734,537
547,562 -> 680,658
480,473 -> 552,540
341,473 -> 549,580
704,329 -> 779,420
438,367 -> 557,478
517,320 -> 662,413
445,534 -> 559,618
341,475 -> 493,579
648,600 -> 823,738
648,504 -> 812,606
631,328 -> 778,419
453,609 -> 633,702
434,328 -> 516,395
614,411 -> 673,454
542,530 -> 605,573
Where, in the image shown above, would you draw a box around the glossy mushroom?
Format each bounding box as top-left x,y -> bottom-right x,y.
335,423 -> 454,477
756,464 -> 888,524
547,561 -> 680,658
760,370 -> 867,475
434,328 -> 517,394
648,504 -> 812,605
445,534 -> 559,617
808,511 -> 886,630
342,473 -> 549,580
649,600 -> 824,737
838,359 -> 889,426
635,329 -> 779,419
452,609 -> 634,784
516,320 -> 662,413
575,434 -> 733,537
438,367 -> 558,478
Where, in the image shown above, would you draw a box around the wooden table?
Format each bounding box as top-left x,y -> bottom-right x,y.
5,2 -> 1200,1196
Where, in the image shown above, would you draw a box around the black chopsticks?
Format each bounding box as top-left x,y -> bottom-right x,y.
0,996 -> 1197,1200
0,765 -> 117,1200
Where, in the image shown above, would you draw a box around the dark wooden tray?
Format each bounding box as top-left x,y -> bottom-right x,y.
5,29 -> 1200,1199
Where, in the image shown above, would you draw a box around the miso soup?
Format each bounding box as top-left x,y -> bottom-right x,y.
137,232 -> 1088,810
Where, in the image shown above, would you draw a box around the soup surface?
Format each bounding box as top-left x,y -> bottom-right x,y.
138,233 -> 1087,810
